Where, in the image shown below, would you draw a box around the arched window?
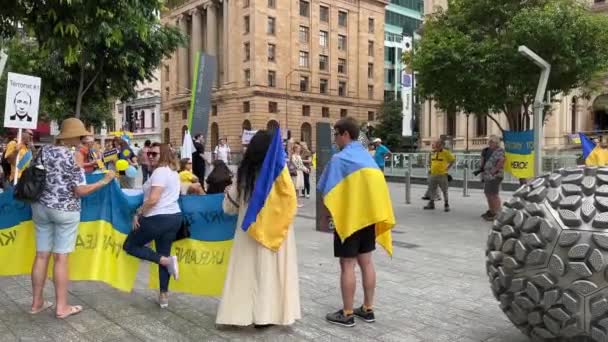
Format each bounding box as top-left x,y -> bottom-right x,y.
242,120 -> 252,131
446,114 -> 456,137
140,111 -> 146,130
151,111 -> 155,129
571,97 -> 577,134
164,128 -> 170,144
210,122 -> 219,149
267,120 -> 280,132
300,122 -> 312,148
476,115 -> 487,137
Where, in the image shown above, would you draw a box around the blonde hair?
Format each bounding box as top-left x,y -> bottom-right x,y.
488,135 -> 502,145
152,143 -> 178,171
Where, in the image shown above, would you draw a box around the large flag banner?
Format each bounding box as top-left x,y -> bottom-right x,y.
318,142 -> 395,255
503,130 -> 535,179
188,52 -> 217,139
1,174 -> 237,295
149,194 -> 237,296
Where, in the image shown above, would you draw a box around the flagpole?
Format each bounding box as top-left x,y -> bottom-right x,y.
13,128 -> 22,186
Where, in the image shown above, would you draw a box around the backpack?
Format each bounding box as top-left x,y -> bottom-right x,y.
14,146 -> 46,203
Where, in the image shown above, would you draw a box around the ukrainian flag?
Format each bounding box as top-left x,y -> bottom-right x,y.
317,142 -> 395,255
241,128 -> 297,251
580,133 -> 608,167
16,149 -> 32,170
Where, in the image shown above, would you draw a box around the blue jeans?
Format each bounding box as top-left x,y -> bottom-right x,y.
123,213 -> 182,292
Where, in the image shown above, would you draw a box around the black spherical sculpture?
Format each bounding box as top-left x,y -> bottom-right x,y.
486,167 -> 608,341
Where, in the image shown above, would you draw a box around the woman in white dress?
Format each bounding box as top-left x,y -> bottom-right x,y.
290,143 -> 308,208
216,130 -> 301,327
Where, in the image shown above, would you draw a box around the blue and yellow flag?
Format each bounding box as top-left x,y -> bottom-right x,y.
317,142 -> 395,255
16,149 -> 32,170
581,133 -> 608,167
241,128 -> 297,251
504,130 -> 534,179
580,133 -> 596,160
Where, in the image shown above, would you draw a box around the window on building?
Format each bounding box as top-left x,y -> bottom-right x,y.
244,69 -> 251,86
320,79 -> 328,94
338,11 -> 347,27
268,70 -> 276,87
320,31 -> 329,48
322,107 -> 330,118
302,105 -> 311,117
268,44 -> 276,62
300,76 -> 309,91
319,55 -> 328,71
385,10 -> 422,35
300,0 -> 309,17
446,114 -> 456,137
338,58 -> 346,74
368,18 -> 375,33
269,101 -> 278,113
320,5 -> 329,22
244,42 -> 250,61
244,16 -> 250,34
368,85 -> 374,99
267,17 -> 276,35
338,35 -> 347,51
299,26 -> 310,44
340,109 -> 347,118
164,112 -> 169,122
476,115 -> 487,137
182,110 -> 188,119
151,112 -> 155,128
338,81 -> 347,97
268,0 -> 276,8
299,51 -> 309,68
368,111 -> 375,121
368,41 -> 374,57
165,87 -> 170,98
368,63 -> 373,79
243,101 -> 250,113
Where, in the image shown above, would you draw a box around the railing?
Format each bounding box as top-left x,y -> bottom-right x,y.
383,152 -> 580,183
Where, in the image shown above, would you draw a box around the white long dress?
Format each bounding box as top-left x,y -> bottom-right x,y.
216,186 -> 301,326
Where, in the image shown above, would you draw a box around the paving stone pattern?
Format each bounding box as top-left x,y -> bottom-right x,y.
0,183 -> 530,341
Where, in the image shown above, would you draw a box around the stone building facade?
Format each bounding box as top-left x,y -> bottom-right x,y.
161,0 -> 388,151
420,0 -> 608,152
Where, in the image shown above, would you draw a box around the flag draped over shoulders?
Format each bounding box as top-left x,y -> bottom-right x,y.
241,128 -> 297,251
318,142 -> 395,255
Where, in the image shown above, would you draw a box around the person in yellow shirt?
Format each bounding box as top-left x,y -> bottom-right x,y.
424,140 -> 455,212
4,129 -> 34,183
178,158 -> 204,194
586,140 -> 608,167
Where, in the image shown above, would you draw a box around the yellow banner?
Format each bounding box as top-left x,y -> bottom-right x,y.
0,222 -> 36,276
504,152 -> 535,179
149,239 -> 233,296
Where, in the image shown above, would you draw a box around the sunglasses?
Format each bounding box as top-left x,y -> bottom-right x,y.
147,152 -> 160,158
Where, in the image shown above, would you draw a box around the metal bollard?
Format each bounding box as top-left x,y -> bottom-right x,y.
405,154 -> 412,204
463,163 -> 470,197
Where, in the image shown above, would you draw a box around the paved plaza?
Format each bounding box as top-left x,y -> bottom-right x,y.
0,183 -> 531,342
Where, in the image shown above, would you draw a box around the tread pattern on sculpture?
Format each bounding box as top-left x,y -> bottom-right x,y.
486,166 -> 608,341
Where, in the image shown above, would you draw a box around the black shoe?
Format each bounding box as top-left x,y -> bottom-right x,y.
421,196 -> 430,200
254,324 -> 274,329
423,202 -> 435,210
481,210 -> 492,218
444,204 -> 450,212
326,310 -> 355,327
353,306 -> 375,323
482,212 -> 496,221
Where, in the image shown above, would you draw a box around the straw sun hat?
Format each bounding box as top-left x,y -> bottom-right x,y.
56,118 -> 91,140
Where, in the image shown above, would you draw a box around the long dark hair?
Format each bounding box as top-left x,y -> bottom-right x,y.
237,130 -> 272,202
206,160 -> 233,194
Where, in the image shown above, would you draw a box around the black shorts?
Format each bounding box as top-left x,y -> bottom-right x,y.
334,225 -> 376,258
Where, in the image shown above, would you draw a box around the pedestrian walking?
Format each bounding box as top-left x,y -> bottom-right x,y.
29,118 -> 115,319
123,143 -> 182,308
216,130 -> 301,327
319,117 -> 395,328
372,138 -> 391,172
213,138 -> 231,164
290,143 -> 309,208
481,135 -> 505,221
423,140 -> 455,212
300,141 -> 312,198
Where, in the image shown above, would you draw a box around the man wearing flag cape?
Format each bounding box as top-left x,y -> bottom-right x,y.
318,117 -> 396,327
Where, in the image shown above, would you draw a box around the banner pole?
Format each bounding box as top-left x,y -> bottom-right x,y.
13,128 -> 22,186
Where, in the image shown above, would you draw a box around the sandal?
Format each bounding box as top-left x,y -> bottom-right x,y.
56,305 -> 83,319
29,300 -> 53,314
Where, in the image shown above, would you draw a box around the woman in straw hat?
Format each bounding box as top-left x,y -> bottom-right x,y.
29,118 -> 115,319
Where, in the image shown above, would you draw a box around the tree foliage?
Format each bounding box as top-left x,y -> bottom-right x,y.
410,0 -> 608,132
0,0 -> 185,120
374,100 -> 417,151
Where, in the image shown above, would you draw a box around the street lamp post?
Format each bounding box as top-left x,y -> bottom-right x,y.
285,70 -> 297,138
518,46 -> 551,177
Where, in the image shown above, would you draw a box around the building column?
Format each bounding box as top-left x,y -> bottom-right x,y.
206,2 -> 219,87
177,14 -> 189,93
222,0 -> 229,85
190,8 -> 203,83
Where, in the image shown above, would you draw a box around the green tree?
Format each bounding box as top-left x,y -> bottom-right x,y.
410,0 -> 608,132
0,0 -> 185,118
374,100 -> 417,151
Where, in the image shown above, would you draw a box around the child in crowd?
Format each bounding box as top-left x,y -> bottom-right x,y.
179,158 -> 204,195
